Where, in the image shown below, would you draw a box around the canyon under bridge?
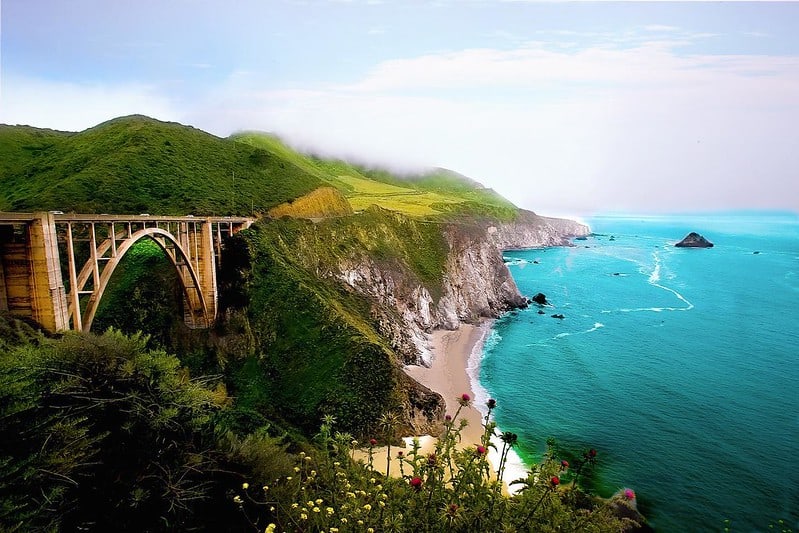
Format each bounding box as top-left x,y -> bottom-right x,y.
0,212 -> 253,333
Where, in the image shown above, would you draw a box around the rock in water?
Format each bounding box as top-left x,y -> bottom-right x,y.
675,232 -> 714,248
531,293 -> 548,305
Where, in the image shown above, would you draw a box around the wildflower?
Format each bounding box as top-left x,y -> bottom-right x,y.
310,470 -> 317,477
326,507 -> 334,516
341,518 -> 348,524
410,476 -> 423,490
427,454 -> 438,467
363,504 -> 372,511
351,439 -> 358,446
233,495 -> 243,504
378,500 -> 386,507
445,414 -> 452,422
242,482 -> 249,490
369,438 -> 378,446
313,507 -> 320,513
487,398 -> 497,409
347,492 -> 356,499
262,485 -> 269,492
368,528 -> 375,533
331,529 -> 339,533
265,524 -> 276,533
307,501 -> 315,507
476,445 -> 487,456
561,460 -> 569,469
300,513 -> 308,521
315,498 -> 323,505
458,393 -> 471,406
286,476 -> 292,481
397,450 -> 404,457
369,477 -> 376,484
624,488 -> 636,500
292,503 -> 299,509
294,466 -> 300,473
551,476 -> 560,487
447,503 -> 459,517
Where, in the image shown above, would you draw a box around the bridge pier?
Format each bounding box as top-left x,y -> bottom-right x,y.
0,212 -> 69,331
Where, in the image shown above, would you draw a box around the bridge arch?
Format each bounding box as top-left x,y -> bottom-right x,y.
78,227 -> 210,333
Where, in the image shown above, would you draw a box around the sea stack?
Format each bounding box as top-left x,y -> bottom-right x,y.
675,232 -> 714,248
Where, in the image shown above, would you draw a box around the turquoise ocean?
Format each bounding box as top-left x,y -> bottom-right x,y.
477,212 -> 799,531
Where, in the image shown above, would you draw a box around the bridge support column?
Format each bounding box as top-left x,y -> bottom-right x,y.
0,213 -> 69,331
184,220 -> 217,328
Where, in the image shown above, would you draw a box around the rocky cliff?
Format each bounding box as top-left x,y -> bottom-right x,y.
330,210 -> 590,366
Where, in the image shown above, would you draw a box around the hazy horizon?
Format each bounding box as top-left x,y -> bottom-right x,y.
3,1 -> 799,216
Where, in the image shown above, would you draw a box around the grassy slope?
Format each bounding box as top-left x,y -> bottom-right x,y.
0,116 -> 322,215
231,132 -> 519,220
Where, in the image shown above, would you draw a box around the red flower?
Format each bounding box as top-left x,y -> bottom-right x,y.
461,393 -> 471,402
410,476 -> 423,490
444,414 -> 452,422
560,460 -> 569,469
369,438 -> 377,446
475,445 -> 487,456
551,476 -> 560,486
624,488 -> 636,500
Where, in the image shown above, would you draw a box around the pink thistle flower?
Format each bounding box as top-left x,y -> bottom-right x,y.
410,476 -> 423,490
427,454 -> 437,467
458,393 -> 471,406
486,398 -> 497,409
561,460 -> 569,469
624,488 -> 636,500
444,414 -> 452,422
475,445 -> 487,456
551,476 -> 560,487
369,438 -> 377,446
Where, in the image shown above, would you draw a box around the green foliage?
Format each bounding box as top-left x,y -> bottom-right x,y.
229,221 -> 401,436
92,239 -> 183,348
231,398 -> 647,533
0,329 -> 229,531
0,116 -> 322,215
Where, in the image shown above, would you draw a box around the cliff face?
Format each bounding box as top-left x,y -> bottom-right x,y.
331,211 -> 589,366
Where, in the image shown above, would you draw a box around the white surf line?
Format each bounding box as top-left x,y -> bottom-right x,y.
601,249 -> 693,313
554,322 -> 605,339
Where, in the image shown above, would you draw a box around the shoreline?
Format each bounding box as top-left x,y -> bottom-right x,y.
402,321 -> 529,492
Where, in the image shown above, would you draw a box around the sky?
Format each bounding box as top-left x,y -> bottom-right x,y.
2,0 -> 798,216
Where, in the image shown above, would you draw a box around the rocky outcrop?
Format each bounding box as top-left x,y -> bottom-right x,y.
333,211 -> 589,366
675,232 -> 714,248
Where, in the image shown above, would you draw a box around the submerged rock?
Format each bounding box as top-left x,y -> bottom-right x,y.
675,232 -> 714,248
551,313 -> 565,319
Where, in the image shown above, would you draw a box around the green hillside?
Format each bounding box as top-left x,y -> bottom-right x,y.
0,116 -> 323,215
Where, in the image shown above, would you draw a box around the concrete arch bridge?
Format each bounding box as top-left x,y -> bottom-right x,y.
0,212 -> 252,332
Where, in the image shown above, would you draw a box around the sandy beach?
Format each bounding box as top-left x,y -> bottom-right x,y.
403,322 -> 491,450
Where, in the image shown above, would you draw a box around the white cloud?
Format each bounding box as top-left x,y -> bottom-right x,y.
192,40 -> 799,214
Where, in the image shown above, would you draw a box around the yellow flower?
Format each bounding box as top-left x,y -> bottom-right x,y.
291,503 -> 298,509
331,529 -> 339,533
262,485 -> 269,492
363,504 -> 372,512
313,507 -> 320,513
286,476 -> 292,481
265,524 -> 276,533
378,500 -> 385,508
341,518 -> 348,524
326,507 -> 334,516
368,529 -> 374,533
310,470 -> 317,477
300,513 -> 308,521
315,498 -> 323,505
233,495 -> 243,504
242,482 -> 249,490
307,501 -> 315,508
294,466 -> 300,473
